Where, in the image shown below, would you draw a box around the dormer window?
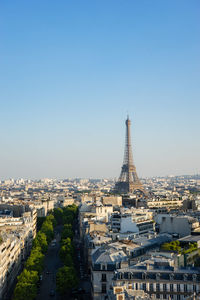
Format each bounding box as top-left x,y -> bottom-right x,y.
142,273 -> 146,280
193,274 -> 197,282
169,273 -> 174,280
184,274 -> 188,281
156,273 -> 160,280
101,264 -> 106,270
116,262 -> 121,269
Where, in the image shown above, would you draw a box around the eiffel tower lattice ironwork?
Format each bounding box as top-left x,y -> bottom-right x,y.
114,116 -> 145,194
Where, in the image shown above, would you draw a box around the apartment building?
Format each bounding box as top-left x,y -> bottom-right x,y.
91,245 -> 128,300
113,259 -> 200,300
0,204 -> 37,299
111,209 -> 155,234
155,214 -> 200,237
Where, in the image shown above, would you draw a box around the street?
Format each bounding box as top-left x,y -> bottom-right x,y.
73,223 -> 92,300
36,222 -> 92,300
36,228 -> 62,300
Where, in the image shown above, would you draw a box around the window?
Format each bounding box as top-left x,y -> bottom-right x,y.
170,274 -> 174,280
170,295 -> 173,299
135,283 -> 138,290
177,284 -> 180,292
177,295 -> 180,300
102,284 -> 106,293
170,284 -> 173,292
102,274 -> 106,282
143,283 -> 146,291
156,283 -> 160,291
193,274 -> 197,282
102,264 -> 106,270
193,285 -> 197,292
163,284 -> 167,292
184,284 -> 187,292
117,262 -> 121,269
150,283 -> 154,292
156,295 -> 160,299
156,273 -> 160,280
163,295 -> 167,299
184,274 -> 188,281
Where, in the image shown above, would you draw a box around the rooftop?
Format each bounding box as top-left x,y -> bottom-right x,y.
179,235 -> 200,243
92,245 -> 127,264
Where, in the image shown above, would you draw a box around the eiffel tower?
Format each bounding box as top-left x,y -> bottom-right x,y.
114,116 -> 145,194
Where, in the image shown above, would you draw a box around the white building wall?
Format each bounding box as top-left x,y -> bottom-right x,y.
92,270 -> 114,300
120,216 -> 138,234
95,206 -> 113,222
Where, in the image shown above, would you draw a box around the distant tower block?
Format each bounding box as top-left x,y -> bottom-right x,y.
114,116 -> 145,194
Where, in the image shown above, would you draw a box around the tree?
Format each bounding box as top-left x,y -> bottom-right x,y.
13,282 -> 37,300
32,231 -> 48,253
63,253 -> 74,267
17,269 -> 39,285
61,224 -> 73,240
13,210 -> 62,300
56,266 -> 78,295
40,220 -> 54,243
61,237 -> 74,255
67,204 -> 78,216
53,208 -> 63,224
59,246 -> 74,266
46,214 -> 57,228
25,247 -> 44,274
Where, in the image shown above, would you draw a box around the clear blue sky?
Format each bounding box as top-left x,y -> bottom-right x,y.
0,0 -> 199,179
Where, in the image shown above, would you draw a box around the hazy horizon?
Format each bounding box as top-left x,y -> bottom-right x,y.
0,1 -> 200,180
1,172 -> 200,182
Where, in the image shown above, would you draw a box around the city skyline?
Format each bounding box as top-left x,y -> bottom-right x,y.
0,1 -> 200,179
